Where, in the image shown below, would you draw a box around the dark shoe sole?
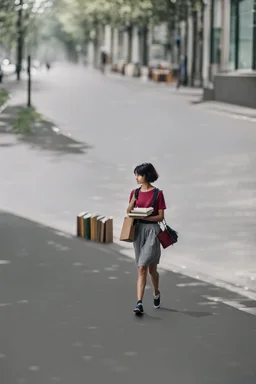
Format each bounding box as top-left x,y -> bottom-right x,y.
134,309 -> 144,316
154,291 -> 161,309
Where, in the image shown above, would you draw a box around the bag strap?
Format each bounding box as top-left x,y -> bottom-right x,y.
152,188 -> 159,208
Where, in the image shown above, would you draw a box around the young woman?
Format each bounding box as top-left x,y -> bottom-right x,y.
127,163 -> 166,315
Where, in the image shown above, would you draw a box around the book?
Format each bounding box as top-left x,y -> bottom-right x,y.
131,207 -> 154,214
105,216 -> 113,243
96,215 -> 105,242
100,217 -> 108,243
90,213 -> 99,241
76,211 -> 87,237
83,213 -> 92,240
128,207 -> 154,218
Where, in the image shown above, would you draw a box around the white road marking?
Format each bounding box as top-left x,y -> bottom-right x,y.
202,296 -> 256,316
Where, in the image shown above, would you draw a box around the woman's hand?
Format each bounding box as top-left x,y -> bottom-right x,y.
141,210 -> 164,222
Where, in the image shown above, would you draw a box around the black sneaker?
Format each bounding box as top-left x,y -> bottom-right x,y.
154,291 -> 161,309
134,301 -> 144,316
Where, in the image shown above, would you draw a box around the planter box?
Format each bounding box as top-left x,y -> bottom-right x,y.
214,72 -> 256,109
152,69 -> 172,84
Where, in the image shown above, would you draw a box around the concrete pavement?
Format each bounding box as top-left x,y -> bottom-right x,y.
1,63 -> 256,296
1,210 -> 256,384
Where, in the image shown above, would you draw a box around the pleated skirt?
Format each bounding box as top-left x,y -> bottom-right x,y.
133,222 -> 161,267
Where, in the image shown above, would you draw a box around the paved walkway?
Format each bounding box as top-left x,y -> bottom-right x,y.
1,211 -> 256,384
108,70 -> 256,118
1,63 -> 256,294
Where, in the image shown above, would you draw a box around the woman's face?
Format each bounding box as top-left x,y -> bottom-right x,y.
135,173 -> 146,184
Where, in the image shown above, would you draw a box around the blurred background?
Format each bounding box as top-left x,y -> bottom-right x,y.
0,0 -> 255,106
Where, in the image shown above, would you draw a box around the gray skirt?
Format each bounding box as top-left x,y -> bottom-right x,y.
133,222 -> 161,267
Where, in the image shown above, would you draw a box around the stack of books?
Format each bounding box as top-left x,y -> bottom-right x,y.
128,207 -> 154,218
76,212 -> 113,243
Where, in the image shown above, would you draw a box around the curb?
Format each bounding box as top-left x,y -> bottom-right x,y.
117,244 -> 256,302
0,100 -> 9,114
108,72 -> 256,121
0,92 -> 11,114
113,233 -> 256,301
208,106 -> 256,122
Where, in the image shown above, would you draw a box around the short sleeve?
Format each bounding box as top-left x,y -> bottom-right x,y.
129,189 -> 135,203
157,190 -> 166,210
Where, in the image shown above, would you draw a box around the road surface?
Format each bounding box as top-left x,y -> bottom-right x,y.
1,63 -> 256,295
0,211 -> 256,384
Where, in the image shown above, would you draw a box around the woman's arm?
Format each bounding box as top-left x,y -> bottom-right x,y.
142,209 -> 165,223
126,195 -> 136,214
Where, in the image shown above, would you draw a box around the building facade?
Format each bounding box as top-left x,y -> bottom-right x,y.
204,0 -> 256,108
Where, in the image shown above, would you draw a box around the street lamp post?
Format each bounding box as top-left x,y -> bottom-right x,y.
27,54 -> 31,107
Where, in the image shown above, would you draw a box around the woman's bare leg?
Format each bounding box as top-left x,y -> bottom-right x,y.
137,266 -> 148,301
148,264 -> 159,296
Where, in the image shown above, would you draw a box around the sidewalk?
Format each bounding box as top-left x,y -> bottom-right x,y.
199,100 -> 256,121
108,70 -> 256,119
0,73 -> 25,94
0,104 -> 90,154
0,210 -> 256,384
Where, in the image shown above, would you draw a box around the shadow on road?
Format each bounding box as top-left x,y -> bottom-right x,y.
190,99 -> 205,105
0,105 -> 92,155
160,307 -> 213,318
1,210 -> 256,383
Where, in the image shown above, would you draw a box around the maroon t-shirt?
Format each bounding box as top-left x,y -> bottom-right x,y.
129,188 -> 166,216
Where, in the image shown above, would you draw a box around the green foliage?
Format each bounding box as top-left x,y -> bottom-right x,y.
0,88 -> 9,106
54,0 -> 202,39
0,0 -> 204,61
12,106 -> 43,135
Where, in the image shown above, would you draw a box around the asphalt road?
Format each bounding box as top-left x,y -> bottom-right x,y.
1,211 -> 256,384
1,63 -> 256,294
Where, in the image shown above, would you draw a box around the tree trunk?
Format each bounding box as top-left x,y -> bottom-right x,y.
166,23 -> 173,64
93,24 -> 99,68
191,10 -> 197,86
127,25 -> 133,63
118,30 -> 123,60
184,4 -> 189,56
142,25 -> 148,66
110,27 -> 114,65
199,3 -> 204,87
16,0 -> 23,80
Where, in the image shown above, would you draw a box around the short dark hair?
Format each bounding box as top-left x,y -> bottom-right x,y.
134,163 -> 159,183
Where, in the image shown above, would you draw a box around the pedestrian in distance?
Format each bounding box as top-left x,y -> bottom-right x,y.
126,163 -> 167,316
176,55 -> 187,89
100,50 -> 107,74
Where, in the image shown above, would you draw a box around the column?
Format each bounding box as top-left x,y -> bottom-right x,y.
221,0 -> 231,71
203,1 -> 211,85
112,28 -> 119,64
132,26 -> 139,63
123,31 -> 129,61
87,42 -> 94,66
252,0 -> 256,69
187,14 -> 193,83
104,25 -> 111,54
